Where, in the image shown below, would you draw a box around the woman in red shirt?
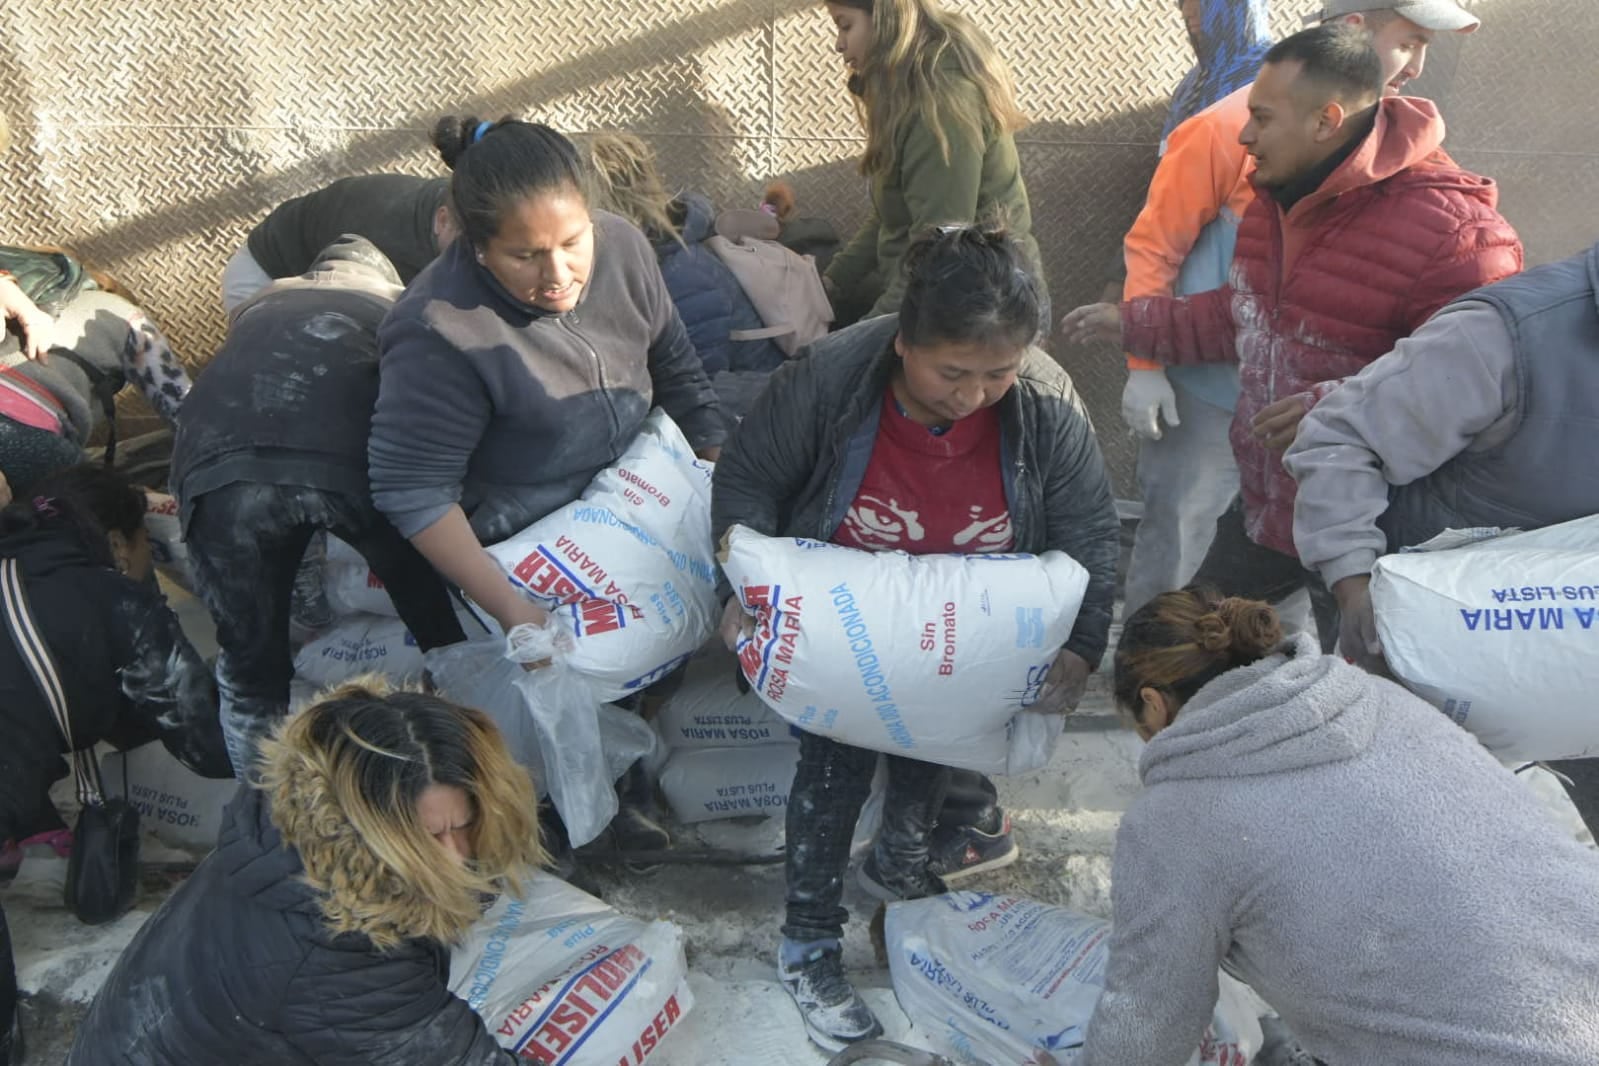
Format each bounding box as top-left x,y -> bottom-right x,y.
711,225 -> 1120,1051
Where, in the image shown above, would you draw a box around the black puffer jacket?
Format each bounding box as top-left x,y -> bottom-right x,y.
711,313 -> 1121,666
0,527 -> 229,842
69,785 -> 517,1065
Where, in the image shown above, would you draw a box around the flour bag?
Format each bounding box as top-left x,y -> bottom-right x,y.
886,892 -> 1260,1065
451,874 -> 692,1065
484,409 -> 719,703
720,526 -> 1090,775
1373,514 -> 1599,761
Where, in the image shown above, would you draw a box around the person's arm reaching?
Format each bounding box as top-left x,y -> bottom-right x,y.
1285,301 -> 1515,671
1060,289 -> 1236,367
823,213 -> 881,299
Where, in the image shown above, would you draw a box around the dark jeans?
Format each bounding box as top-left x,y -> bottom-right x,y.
186,483 -> 466,772
783,731 -> 954,943
1192,499 -> 1339,653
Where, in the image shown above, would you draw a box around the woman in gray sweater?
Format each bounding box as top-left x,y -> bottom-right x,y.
1078,586 -> 1599,1066
369,116 -> 725,640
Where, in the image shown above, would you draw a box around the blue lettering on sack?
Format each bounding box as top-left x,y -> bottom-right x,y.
465,898 -> 528,1010
1014,606 -> 1045,649
1459,607 -> 1592,631
829,582 -> 914,750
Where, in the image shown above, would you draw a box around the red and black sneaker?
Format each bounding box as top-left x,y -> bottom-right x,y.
927,813 -> 1020,882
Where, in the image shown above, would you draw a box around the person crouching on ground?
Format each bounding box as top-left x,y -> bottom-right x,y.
1075,587 -> 1599,1066
711,224 -> 1120,1050
68,680 -> 544,1065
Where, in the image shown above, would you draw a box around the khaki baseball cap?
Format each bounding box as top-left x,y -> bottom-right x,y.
1305,1 -> 1480,33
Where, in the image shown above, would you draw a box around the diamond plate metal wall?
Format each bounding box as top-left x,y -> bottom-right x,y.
0,0 -> 1593,494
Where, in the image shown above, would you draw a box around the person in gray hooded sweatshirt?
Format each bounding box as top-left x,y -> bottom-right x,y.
1076,585 -> 1599,1066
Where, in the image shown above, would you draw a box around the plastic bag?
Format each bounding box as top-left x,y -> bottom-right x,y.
1373,514 -> 1599,761
451,873 -> 693,1065
886,892 -> 1260,1065
721,526 -> 1090,775
427,629 -> 657,847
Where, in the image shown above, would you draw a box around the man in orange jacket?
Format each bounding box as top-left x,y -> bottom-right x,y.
1113,0 -> 1480,618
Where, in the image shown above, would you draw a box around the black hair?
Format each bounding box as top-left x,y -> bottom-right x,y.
898,223 -> 1041,350
430,115 -> 590,248
0,463 -> 146,569
1263,22 -> 1385,107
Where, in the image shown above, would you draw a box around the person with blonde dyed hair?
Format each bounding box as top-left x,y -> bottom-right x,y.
587,131 -> 787,386
820,0 -> 1046,324
69,679 -> 544,1065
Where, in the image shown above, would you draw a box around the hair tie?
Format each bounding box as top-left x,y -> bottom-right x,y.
472,120 -> 494,145
31,495 -> 57,517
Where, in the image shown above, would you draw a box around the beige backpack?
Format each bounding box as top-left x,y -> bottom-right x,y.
707,208 -> 834,357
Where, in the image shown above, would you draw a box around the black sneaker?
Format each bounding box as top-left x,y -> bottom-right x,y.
776,941 -> 883,1052
856,849 -> 947,904
605,806 -> 671,853
927,813 -> 1020,883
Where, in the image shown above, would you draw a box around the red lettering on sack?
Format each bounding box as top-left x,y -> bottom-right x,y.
578,597 -> 626,636
937,601 -> 957,677
616,467 -> 670,507
616,992 -> 685,1065
512,548 -> 583,602
526,944 -> 649,1059
365,571 -> 386,590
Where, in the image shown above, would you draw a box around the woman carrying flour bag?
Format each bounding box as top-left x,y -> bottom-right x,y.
711,225 -> 1119,1050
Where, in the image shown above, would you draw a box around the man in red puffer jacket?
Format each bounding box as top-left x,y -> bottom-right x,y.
1063,21 -> 1521,647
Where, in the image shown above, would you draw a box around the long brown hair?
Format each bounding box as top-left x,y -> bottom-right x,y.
257,678 -> 544,949
1113,587 -> 1283,726
832,0 -> 1027,179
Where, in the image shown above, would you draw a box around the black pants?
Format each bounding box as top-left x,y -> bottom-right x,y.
783,731 -> 956,943
186,483 -> 467,769
1192,499 -> 1339,653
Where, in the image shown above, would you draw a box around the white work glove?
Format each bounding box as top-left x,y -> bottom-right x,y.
1120,368 -> 1180,441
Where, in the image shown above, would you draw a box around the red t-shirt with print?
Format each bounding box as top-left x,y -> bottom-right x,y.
832,390 -> 1013,555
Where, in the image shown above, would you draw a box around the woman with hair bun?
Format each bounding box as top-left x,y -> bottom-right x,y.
370,115 -> 725,640
69,680 -> 545,1065
712,224 -> 1118,1050
1077,586 -> 1599,1066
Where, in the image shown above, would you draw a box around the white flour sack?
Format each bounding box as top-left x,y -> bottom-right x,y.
886,893 -> 1260,1065
658,743 -> 800,823
292,612 -> 449,687
1373,514 -> 1599,761
143,491 -> 194,593
485,409 -> 719,702
323,536 -> 399,617
655,648 -> 793,749
720,527 -> 1090,775
451,874 -> 692,1066
102,741 -> 238,853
